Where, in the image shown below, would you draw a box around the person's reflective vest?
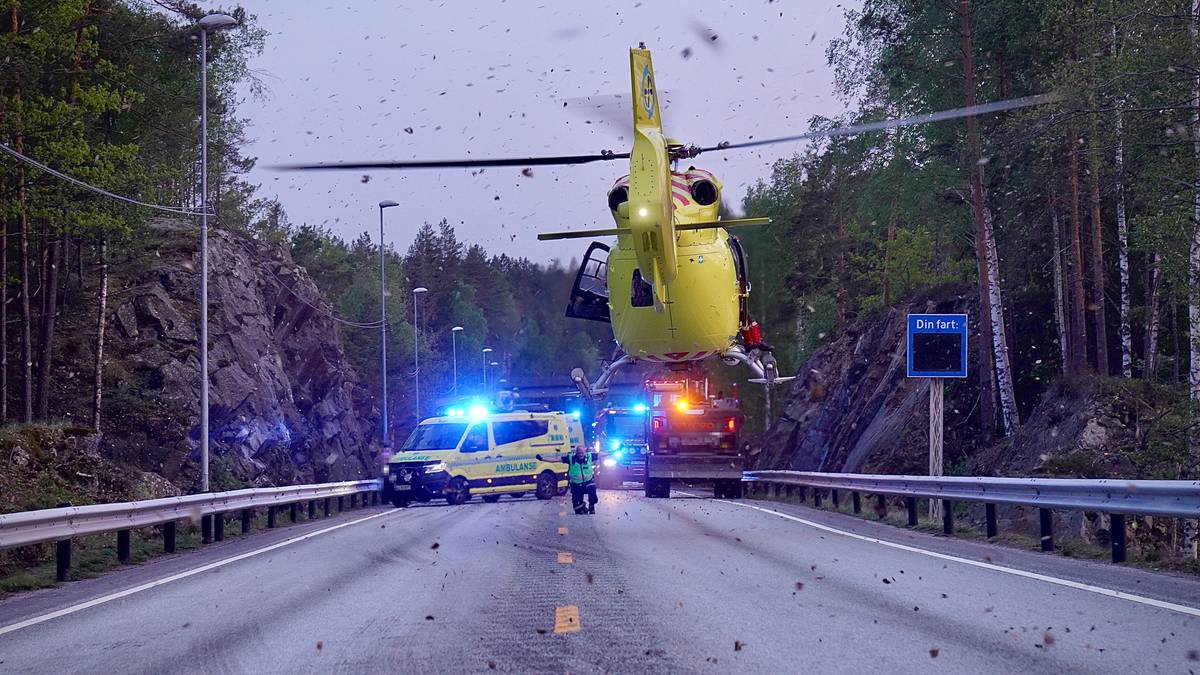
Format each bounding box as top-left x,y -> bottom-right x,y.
567,453 -> 594,484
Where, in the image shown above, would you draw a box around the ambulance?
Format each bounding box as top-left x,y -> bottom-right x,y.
382,408 -> 581,507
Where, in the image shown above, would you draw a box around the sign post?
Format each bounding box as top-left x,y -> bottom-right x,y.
906,313 -> 968,521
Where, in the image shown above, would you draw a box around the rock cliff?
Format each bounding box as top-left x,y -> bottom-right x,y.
54,219 -> 380,491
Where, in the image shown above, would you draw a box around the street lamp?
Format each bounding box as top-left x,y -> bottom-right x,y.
196,12 -> 238,493
378,200 -> 399,448
482,347 -> 493,390
413,286 -> 428,419
451,326 -> 464,397
489,361 -> 500,392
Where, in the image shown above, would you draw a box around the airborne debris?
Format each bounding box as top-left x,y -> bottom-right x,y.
487,661 -> 497,669
360,175 -> 371,183
430,542 -> 440,549
734,640 -> 744,652
404,127 -> 413,134
425,615 -> 435,621
929,648 -> 939,658
316,641 -> 323,652
521,168 -> 533,177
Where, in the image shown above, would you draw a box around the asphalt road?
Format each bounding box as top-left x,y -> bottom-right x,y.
0,488 -> 1197,673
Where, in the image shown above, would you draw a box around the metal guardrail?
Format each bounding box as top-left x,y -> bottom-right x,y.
743,470 -> 1200,563
0,478 -> 381,581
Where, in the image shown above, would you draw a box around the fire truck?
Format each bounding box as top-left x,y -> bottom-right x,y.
642,379 -> 745,499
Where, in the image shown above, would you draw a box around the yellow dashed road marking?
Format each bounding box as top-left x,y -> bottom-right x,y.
557,552 -> 574,564
554,605 -> 581,633
557,526 -> 568,535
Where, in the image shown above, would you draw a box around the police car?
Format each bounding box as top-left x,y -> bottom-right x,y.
382,408 -> 582,507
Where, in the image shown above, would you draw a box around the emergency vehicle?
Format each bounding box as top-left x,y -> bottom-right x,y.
382,409 -> 577,507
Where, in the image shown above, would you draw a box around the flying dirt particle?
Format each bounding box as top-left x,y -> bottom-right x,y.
494,195 -> 500,201
522,168 -> 533,177
929,648 -> 939,658
913,606 -> 919,612
404,127 -> 414,134
488,661 -> 497,669
430,542 -> 440,550
536,628 -> 548,634
181,622 -> 191,629
882,578 -> 892,584
1187,650 -> 1199,661
316,641 -> 323,652
425,615 -> 435,621
941,594 -> 948,599
1043,631 -> 1055,647
706,657 -> 719,663
361,175 -> 371,183
795,582 -> 804,591
681,47 -> 692,59
734,640 -> 744,652
586,573 -> 594,584
380,524 -> 386,529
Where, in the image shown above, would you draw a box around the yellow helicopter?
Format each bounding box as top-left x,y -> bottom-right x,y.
279,46 -> 1056,397
535,47 -> 785,396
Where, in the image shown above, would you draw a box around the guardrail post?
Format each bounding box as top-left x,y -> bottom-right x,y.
372,491 -> 379,506
784,485 -> 794,500
117,529 -> 131,563
798,486 -> 807,503
56,537 -> 71,582
241,508 -> 252,534
324,497 -> 331,517
832,490 -> 840,509
214,513 -> 225,542
876,494 -> 887,518
852,492 -> 862,514
942,500 -> 953,535
985,504 -> 998,538
1110,514 -> 1127,563
338,496 -> 344,512
308,500 -> 316,519
906,497 -> 917,526
773,483 -> 781,498
1039,508 -> 1053,551
290,503 -> 299,523
164,521 -> 176,553
267,506 -> 277,529
813,489 -> 823,508
201,514 -> 212,544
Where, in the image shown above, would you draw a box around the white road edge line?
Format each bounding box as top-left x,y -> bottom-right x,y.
675,490 -> 1200,618
0,508 -> 396,637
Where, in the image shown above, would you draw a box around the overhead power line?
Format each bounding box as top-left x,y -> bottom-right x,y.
0,141 -> 205,216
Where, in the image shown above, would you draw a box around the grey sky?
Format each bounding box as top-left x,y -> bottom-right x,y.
233,0 -> 855,264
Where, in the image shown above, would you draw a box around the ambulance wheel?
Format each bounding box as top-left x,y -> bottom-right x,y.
446,477 -> 470,506
510,492 -> 526,499
535,471 -> 557,500
481,494 -> 501,503
391,494 -> 410,508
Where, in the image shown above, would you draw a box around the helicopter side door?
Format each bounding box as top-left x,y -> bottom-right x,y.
566,241 -> 611,323
727,235 -> 750,324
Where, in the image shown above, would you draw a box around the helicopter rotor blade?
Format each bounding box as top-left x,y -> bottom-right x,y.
276,151 -> 630,172
701,92 -> 1060,153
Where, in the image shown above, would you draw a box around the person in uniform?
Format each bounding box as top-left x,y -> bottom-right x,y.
538,445 -> 598,514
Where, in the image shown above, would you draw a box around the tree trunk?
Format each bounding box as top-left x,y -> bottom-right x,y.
1145,253 -> 1162,380
1184,0 -> 1200,558
1113,27 -> 1132,378
17,143 -> 31,423
959,0 -> 997,436
984,206 -> 1019,433
1068,141 -> 1089,376
1052,206 -> 1069,374
34,235 -> 61,419
92,238 -> 107,431
1087,144 -> 1109,376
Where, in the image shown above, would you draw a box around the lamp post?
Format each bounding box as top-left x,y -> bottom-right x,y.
378,200 -> 399,448
196,12 -> 238,493
481,347 -> 493,390
489,361 -> 500,393
451,326 -> 464,396
413,286 -> 428,418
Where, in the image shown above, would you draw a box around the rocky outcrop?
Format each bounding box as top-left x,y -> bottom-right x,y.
757,293 -> 983,474
74,219 -> 379,490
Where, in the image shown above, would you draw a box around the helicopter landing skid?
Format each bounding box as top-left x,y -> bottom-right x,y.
571,353 -> 635,401
721,346 -> 795,386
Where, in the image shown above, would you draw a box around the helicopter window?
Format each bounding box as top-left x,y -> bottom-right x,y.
727,235 -> 750,323
631,269 -> 654,308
